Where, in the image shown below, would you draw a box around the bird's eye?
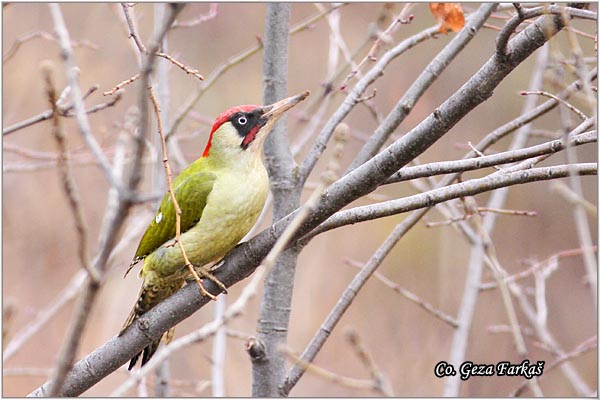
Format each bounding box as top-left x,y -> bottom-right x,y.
237,116 -> 248,125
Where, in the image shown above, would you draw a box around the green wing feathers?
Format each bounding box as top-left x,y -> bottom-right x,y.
133,168 -> 217,264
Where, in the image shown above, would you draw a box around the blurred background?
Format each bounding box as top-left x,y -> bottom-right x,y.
3,3 -> 597,397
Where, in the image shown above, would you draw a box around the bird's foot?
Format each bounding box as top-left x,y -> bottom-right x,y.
185,263 -> 228,300
197,267 -> 229,295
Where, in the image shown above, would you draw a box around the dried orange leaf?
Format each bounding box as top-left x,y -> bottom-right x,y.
429,3 -> 465,34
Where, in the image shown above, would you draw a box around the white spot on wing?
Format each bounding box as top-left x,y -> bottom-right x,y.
155,212 -> 163,224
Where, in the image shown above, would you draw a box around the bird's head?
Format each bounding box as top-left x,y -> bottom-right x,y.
202,91 -> 309,159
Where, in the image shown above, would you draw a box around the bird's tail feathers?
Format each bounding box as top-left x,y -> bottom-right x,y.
119,284 -> 146,336
120,278 -> 184,369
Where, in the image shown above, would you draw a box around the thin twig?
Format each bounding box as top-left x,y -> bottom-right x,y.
521,90 -> 587,120
3,30 -> 97,63
103,73 -> 140,96
3,90 -> 122,136
385,130 -> 597,184
299,23 -> 440,184
119,4 -> 205,83
121,3 -> 147,53
511,336 -> 597,397
345,259 -> 459,328
156,52 -> 204,80
305,163 -> 597,240
283,206 -> 426,395
172,3 -> 218,28
344,329 -> 394,397
426,206 -> 538,227
280,345 -> 384,394
496,5 -> 596,58
551,181 -> 597,217
481,246 -> 598,290
340,3 -> 415,89
345,4 -> 498,173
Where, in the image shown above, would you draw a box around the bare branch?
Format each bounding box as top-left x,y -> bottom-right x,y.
511,336 -> 597,396
345,329 -> 394,397
103,73 -> 140,96
386,130 -> 596,184
3,90 -> 122,136
120,3 -> 147,53
464,196 -> 528,356
282,208 -> 425,395
253,4 -> 300,395
280,345 -> 384,395
308,163 -> 597,239
496,4 -> 596,58
156,52 -> 204,80
480,246 -> 598,290
345,259 -> 459,328
340,3 -> 415,89
3,30 -> 97,64
172,4 -> 218,29
521,90 -> 588,120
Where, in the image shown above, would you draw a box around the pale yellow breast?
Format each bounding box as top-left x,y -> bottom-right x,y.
146,158 -> 269,277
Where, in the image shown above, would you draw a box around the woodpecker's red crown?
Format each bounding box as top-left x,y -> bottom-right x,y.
202,105 -> 260,157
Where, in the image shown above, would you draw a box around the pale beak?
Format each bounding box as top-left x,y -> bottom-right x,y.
262,91 -> 310,121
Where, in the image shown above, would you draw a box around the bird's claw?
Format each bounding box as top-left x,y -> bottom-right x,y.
186,263 -> 228,299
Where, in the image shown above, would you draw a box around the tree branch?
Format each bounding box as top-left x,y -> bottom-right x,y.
305,163 -> 597,239
386,130 -> 596,184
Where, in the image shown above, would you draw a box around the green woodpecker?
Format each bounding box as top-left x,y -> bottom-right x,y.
120,91 -> 309,369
